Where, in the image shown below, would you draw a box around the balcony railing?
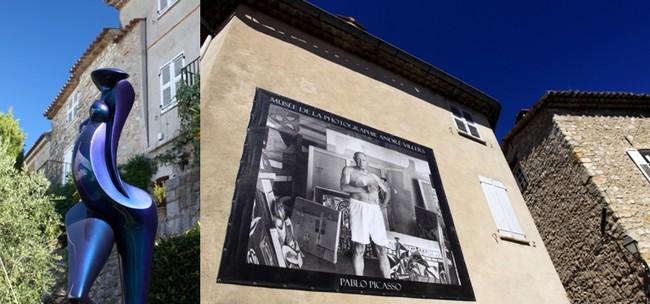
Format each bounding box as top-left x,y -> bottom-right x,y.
35,160 -> 71,189
181,57 -> 200,86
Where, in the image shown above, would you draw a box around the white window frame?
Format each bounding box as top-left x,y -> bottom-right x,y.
158,0 -> 179,16
626,148 -> 650,182
66,91 -> 79,124
449,104 -> 482,140
159,52 -> 185,112
479,176 -> 526,241
62,146 -> 74,185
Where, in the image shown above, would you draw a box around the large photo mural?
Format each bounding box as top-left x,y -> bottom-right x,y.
217,89 -> 474,300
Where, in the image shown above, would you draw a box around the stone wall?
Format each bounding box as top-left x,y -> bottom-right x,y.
86,167 -> 200,302
49,22 -> 147,187
505,108 -> 650,303
159,167 -> 201,239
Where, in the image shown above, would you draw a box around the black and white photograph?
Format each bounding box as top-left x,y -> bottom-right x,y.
218,89 -> 474,300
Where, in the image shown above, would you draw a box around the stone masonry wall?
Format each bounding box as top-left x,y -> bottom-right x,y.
158,167 -> 201,239
49,24 -> 147,188
505,109 -> 649,303
87,167 -> 200,302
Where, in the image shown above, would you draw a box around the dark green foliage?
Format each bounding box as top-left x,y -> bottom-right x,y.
155,78 -> 200,167
148,225 -> 200,303
13,149 -> 24,171
118,154 -> 158,190
50,175 -> 79,221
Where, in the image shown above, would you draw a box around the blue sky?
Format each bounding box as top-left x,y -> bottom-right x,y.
306,1 -> 650,142
3,1 -> 650,152
0,2 -> 118,151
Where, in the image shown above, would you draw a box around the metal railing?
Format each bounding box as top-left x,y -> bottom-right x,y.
181,57 -> 200,86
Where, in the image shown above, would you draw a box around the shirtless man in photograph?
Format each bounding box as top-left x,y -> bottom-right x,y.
341,151 -> 391,278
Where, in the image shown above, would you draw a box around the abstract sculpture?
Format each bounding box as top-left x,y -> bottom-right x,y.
65,68 -> 157,303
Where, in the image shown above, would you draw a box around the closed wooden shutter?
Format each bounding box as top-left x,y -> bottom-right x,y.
479,176 -> 526,240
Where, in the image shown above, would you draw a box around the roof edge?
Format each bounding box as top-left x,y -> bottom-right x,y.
502,90 -> 650,149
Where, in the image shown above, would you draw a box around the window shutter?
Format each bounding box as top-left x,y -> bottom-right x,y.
479,176 -> 526,240
62,147 -> 73,185
173,55 -> 184,95
626,148 -> 650,182
160,64 -> 172,108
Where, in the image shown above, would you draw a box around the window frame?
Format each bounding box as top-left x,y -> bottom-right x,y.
449,103 -> 482,141
479,176 -> 527,242
626,148 -> 650,182
159,52 -> 185,112
157,0 -> 179,16
513,163 -> 529,191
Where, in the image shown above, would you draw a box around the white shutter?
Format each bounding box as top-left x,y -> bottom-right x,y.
626,148 -> 650,182
173,54 -> 184,95
160,64 -> 172,108
479,176 -> 526,240
160,53 -> 185,110
62,147 -> 73,184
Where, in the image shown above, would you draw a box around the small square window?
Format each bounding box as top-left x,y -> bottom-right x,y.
449,104 -> 482,140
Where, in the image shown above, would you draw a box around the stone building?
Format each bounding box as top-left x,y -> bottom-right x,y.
43,23 -> 148,187
23,131 -> 51,174
201,1 -> 568,303
502,91 -> 650,303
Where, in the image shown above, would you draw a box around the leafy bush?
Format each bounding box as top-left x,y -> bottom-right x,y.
153,181 -> 166,207
0,140 -> 61,302
148,225 -> 200,303
155,78 -> 200,168
50,175 -> 79,220
118,154 -> 157,190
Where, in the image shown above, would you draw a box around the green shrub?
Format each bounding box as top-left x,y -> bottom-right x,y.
148,225 -> 200,303
153,181 -> 166,207
50,175 -> 79,220
0,140 -> 61,302
155,78 -> 200,168
118,154 -> 157,190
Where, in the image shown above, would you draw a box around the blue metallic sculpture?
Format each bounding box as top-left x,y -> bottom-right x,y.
65,68 -> 157,303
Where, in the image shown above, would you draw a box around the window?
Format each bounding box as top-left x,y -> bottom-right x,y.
160,53 -> 185,111
158,0 -> 178,15
479,176 -> 526,241
449,104 -> 481,140
513,164 -> 528,191
66,91 -> 79,124
627,148 -> 650,182
62,146 -> 73,185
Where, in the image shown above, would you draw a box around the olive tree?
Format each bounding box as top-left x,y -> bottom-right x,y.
0,140 -> 61,303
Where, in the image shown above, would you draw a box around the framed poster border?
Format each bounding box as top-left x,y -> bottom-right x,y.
217,88 -> 475,301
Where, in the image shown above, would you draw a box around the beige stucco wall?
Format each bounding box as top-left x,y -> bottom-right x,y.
201,7 -> 567,303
